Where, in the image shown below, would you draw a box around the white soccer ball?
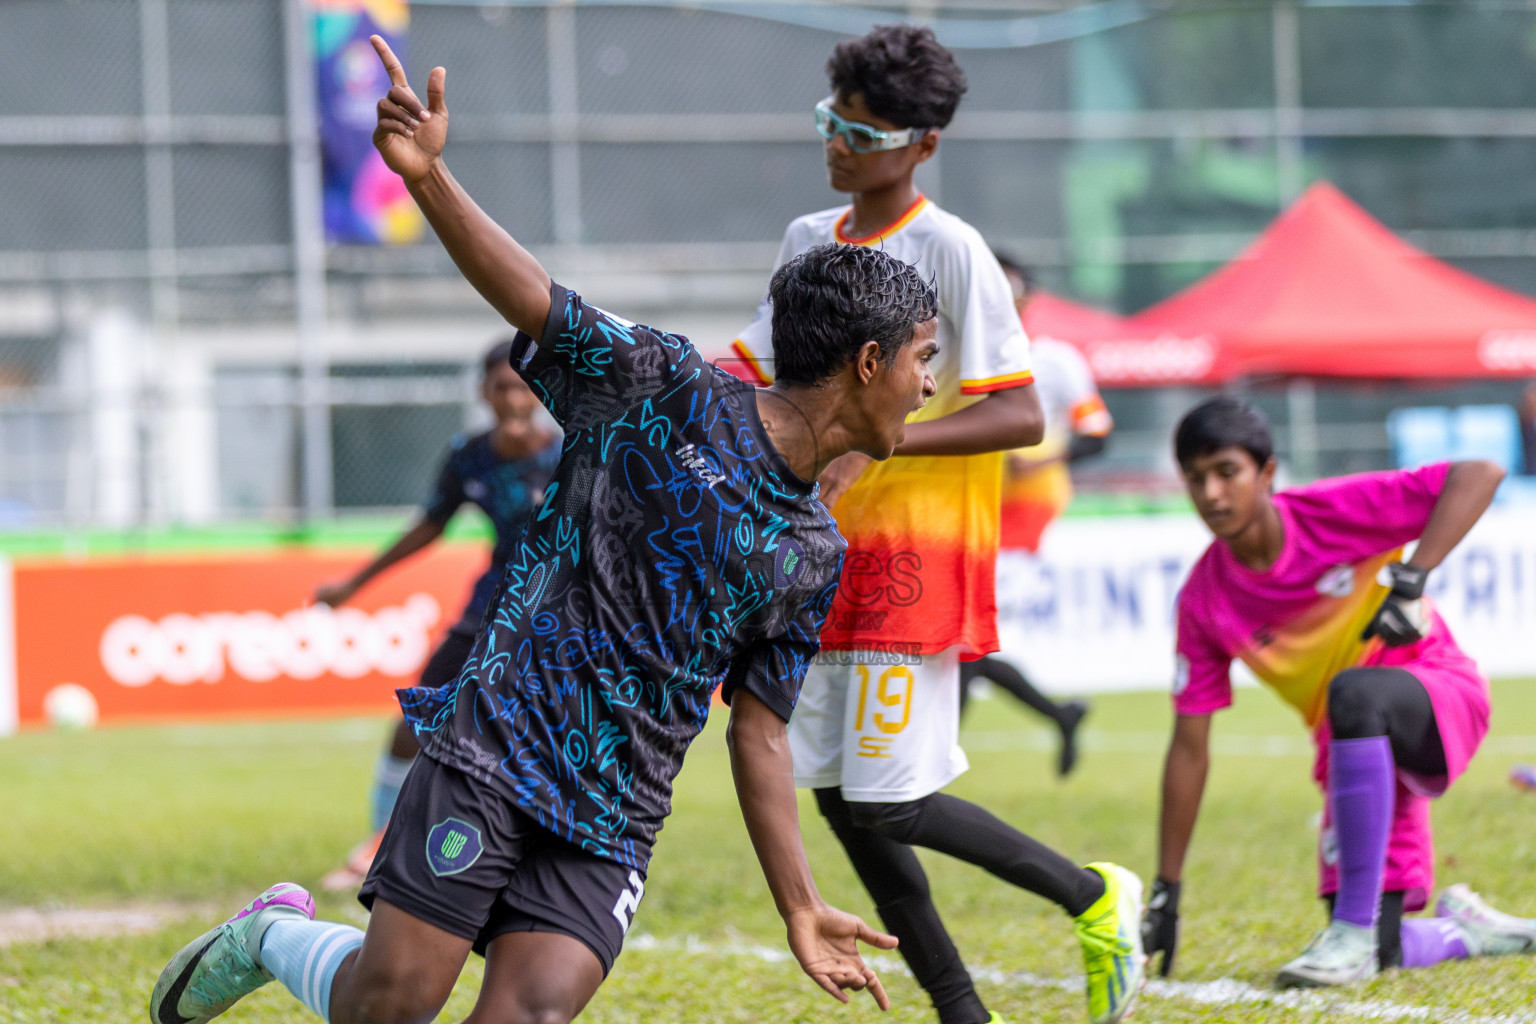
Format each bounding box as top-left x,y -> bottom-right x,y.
43,683 -> 99,731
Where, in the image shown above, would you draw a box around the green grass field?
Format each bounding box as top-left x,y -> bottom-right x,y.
4,681 -> 1535,1023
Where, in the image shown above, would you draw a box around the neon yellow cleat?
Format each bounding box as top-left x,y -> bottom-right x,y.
1075,863 -> 1146,1024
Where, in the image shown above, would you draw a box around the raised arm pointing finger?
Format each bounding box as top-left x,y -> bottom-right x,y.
369,34 -> 447,184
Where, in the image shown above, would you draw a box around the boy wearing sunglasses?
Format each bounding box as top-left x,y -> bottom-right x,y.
730,23 -> 1144,1024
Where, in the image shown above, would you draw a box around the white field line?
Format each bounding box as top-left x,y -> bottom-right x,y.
960,730 -> 1536,757
2,910 -> 1530,1023
628,934 -> 1536,1024
0,904 -> 215,947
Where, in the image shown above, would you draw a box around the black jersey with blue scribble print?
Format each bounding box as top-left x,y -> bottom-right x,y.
422,431 -> 561,633
398,282 -> 845,870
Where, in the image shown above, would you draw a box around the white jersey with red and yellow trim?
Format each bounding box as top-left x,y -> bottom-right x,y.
731,195 -> 1031,402
730,195 -> 1032,657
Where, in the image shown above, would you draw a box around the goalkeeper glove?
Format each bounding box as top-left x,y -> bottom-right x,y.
1361,562 -> 1429,648
1141,878 -> 1180,978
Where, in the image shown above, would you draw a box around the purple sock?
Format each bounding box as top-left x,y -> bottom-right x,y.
1330,736 -> 1395,929
1400,918 -> 1470,967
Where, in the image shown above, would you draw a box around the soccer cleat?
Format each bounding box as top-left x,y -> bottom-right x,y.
1435,884 -> 1536,956
150,882 -> 315,1024
1511,764 -> 1536,793
1075,863 -> 1145,1024
320,828 -> 385,892
1275,920 -> 1377,988
1057,700 -> 1090,777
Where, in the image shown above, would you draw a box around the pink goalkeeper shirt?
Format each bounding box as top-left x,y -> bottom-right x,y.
1173,463 -> 1487,785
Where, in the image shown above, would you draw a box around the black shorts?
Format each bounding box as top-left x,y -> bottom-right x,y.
358,755 -> 645,974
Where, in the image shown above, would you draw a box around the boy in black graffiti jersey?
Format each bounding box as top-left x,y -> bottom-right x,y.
152,36 -> 938,1024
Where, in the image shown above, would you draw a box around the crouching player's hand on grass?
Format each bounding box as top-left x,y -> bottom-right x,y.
1141,878 -> 1180,977
726,689 -> 898,1009
786,902 -> 898,1008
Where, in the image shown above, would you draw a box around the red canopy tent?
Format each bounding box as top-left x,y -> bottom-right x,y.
1024,290 -> 1233,387
1126,182 -> 1536,380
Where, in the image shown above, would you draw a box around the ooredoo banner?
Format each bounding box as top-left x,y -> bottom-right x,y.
4,546 -> 486,731
5,507 -> 1532,733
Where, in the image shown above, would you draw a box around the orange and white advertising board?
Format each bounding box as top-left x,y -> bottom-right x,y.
0,546 -> 489,733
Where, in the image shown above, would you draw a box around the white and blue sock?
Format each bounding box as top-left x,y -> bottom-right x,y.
260,918 -> 364,1022
369,754 -> 414,833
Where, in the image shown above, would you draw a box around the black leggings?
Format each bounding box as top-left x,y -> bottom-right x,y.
812,788 -> 1103,1024
958,656 -> 1067,723
1326,667 -> 1446,777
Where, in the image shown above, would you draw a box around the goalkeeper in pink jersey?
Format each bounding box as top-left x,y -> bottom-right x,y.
1142,396 -> 1536,988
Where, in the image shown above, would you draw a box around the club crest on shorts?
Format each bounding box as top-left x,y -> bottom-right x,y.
775,539 -> 805,589
426,817 -> 484,876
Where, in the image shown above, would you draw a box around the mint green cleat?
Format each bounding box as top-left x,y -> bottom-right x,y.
1436,884 -> 1536,956
1075,863 -> 1146,1024
149,882 -> 315,1024
1275,920 -> 1377,988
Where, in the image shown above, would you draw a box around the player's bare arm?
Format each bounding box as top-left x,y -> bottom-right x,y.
1156,712 -> 1211,884
1143,711 -> 1210,977
369,35 -> 552,338
891,383 -> 1044,456
1402,459 -> 1505,570
725,689 -> 899,1009
1360,459 -> 1505,647
314,518 -> 445,607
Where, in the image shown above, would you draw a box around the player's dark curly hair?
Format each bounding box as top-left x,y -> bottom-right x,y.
827,24 -> 967,130
769,243 -> 937,387
482,338 -> 516,376
1174,396 -> 1274,470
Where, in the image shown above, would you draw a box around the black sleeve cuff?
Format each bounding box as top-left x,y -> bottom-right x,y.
509,279 -> 568,375
719,656 -> 795,722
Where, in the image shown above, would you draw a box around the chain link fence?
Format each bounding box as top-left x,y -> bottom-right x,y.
3,0 -> 1536,528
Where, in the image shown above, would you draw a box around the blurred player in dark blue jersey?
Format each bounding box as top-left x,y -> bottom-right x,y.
312,340 -> 561,890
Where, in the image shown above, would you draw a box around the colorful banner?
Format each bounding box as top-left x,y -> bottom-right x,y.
4,546 -> 486,731
315,0 -> 424,244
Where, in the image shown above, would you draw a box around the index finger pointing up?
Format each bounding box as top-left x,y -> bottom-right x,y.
370,34 -> 408,87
